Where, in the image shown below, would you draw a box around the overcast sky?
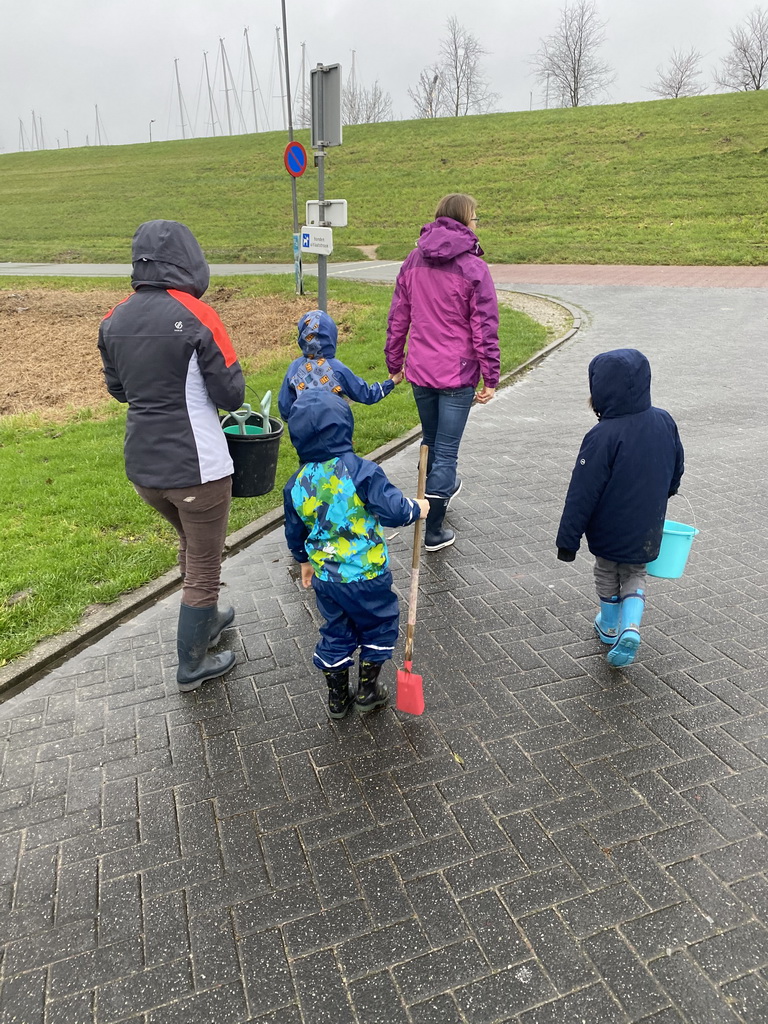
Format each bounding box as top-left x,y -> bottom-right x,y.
1,0 -> 762,152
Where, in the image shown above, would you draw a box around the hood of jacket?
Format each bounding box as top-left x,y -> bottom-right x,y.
589,348 -> 652,419
416,217 -> 483,263
130,220 -> 210,298
288,389 -> 353,461
297,309 -> 338,358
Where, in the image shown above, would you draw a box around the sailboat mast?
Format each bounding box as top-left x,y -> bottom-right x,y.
244,28 -> 259,133
220,39 -> 233,135
275,27 -> 287,130
203,51 -> 216,136
174,59 -> 186,139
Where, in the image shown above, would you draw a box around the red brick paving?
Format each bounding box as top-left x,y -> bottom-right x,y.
489,264 -> 768,288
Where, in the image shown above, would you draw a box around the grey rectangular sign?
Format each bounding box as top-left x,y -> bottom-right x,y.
310,63 -> 342,148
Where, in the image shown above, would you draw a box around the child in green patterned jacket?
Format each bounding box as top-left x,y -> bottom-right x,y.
283,390 -> 428,719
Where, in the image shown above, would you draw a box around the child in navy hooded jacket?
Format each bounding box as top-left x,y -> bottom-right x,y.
278,309 -> 401,420
283,390 -> 428,718
556,349 -> 684,667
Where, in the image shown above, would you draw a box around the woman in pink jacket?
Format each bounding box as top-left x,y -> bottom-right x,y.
385,193 -> 500,551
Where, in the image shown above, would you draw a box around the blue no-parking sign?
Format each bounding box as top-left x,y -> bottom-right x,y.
284,142 -> 308,177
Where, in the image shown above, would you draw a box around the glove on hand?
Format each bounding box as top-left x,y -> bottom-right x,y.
557,548 -> 576,562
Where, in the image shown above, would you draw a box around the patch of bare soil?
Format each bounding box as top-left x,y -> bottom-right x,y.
0,287 -> 349,419
353,245 -> 380,260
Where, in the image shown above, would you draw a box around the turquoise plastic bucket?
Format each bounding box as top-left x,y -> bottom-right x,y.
646,520 -> 699,579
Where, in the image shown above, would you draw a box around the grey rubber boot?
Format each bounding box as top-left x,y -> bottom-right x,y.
424,496 -> 455,552
208,605 -> 235,647
177,604 -> 236,692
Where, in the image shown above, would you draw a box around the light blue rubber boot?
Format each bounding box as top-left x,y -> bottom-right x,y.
594,596 -> 620,645
606,591 -> 646,667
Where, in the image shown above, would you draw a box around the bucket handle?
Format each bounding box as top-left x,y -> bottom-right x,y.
677,492 -> 697,533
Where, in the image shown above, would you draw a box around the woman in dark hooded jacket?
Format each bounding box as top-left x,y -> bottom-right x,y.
556,348 -> 685,667
98,220 -> 245,691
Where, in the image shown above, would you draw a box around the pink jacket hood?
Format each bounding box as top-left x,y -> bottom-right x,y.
416,217 -> 484,262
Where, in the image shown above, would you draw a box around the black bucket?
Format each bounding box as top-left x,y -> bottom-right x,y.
221,412 -> 284,497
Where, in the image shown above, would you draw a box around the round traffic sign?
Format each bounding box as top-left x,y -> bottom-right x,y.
284,141 -> 308,178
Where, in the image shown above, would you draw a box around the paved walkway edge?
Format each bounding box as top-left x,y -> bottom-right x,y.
0,292 -> 580,701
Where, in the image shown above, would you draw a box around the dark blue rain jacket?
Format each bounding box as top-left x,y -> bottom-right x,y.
278,309 -> 394,419
556,349 -> 685,564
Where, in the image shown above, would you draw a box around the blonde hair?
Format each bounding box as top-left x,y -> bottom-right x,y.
434,193 -> 477,227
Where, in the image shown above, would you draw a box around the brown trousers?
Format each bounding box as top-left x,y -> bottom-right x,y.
134,476 -> 232,608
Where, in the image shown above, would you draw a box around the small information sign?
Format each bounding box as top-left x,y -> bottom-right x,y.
300,226 -> 334,255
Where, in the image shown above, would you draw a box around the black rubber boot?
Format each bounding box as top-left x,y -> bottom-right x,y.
177,604 -> 236,692
208,605 -> 235,648
424,496 -> 455,552
323,668 -> 354,719
356,661 -> 389,712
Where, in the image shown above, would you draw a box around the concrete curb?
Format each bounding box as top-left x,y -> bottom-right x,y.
0,293 -> 581,701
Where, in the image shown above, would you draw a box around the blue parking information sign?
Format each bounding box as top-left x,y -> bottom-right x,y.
300,227 -> 333,255
284,142 -> 308,177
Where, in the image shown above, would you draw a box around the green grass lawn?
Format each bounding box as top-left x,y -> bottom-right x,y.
1,91 -> 767,266
0,274 -> 548,664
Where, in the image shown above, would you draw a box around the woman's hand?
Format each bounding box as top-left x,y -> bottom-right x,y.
475,387 -> 496,404
389,370 -> 405,385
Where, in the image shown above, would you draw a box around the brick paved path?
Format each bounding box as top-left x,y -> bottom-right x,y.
2,282 -> 768,1023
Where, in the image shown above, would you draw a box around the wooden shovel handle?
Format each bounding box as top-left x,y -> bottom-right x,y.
404,444 -> 428,663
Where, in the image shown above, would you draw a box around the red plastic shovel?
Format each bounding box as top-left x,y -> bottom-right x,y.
396,444 -> 428,715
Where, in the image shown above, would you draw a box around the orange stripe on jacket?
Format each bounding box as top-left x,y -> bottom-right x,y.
102,294 -> 133,320
168,289 -> 238,367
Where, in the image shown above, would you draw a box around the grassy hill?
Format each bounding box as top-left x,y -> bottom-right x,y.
1,91 -> 767,265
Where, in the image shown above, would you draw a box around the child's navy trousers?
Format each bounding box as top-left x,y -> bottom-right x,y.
311,570 -> 399,670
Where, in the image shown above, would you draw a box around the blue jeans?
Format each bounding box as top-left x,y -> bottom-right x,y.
412,384 -> 474,497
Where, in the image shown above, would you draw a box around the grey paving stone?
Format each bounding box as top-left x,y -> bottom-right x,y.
583,928 -> 669,1018
519,907 -> 597,992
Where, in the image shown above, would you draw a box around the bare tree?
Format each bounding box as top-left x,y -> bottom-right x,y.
407,64 -> 446,118
440,16 -> 498,115
715,7 -> 768,90
358,82 -> 393,123
342,79 -> 393,125
530,0 -> 615,107
649,47 -> 706,98
409,19 -> 498,118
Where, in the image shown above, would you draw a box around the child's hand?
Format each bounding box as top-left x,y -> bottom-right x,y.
416,498 -> 430,519
300,563 -> 313,588
389,370 -> 405,385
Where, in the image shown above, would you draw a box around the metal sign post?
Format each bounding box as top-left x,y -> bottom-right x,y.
280,0 -> 303,294
310,63 -> 342,312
